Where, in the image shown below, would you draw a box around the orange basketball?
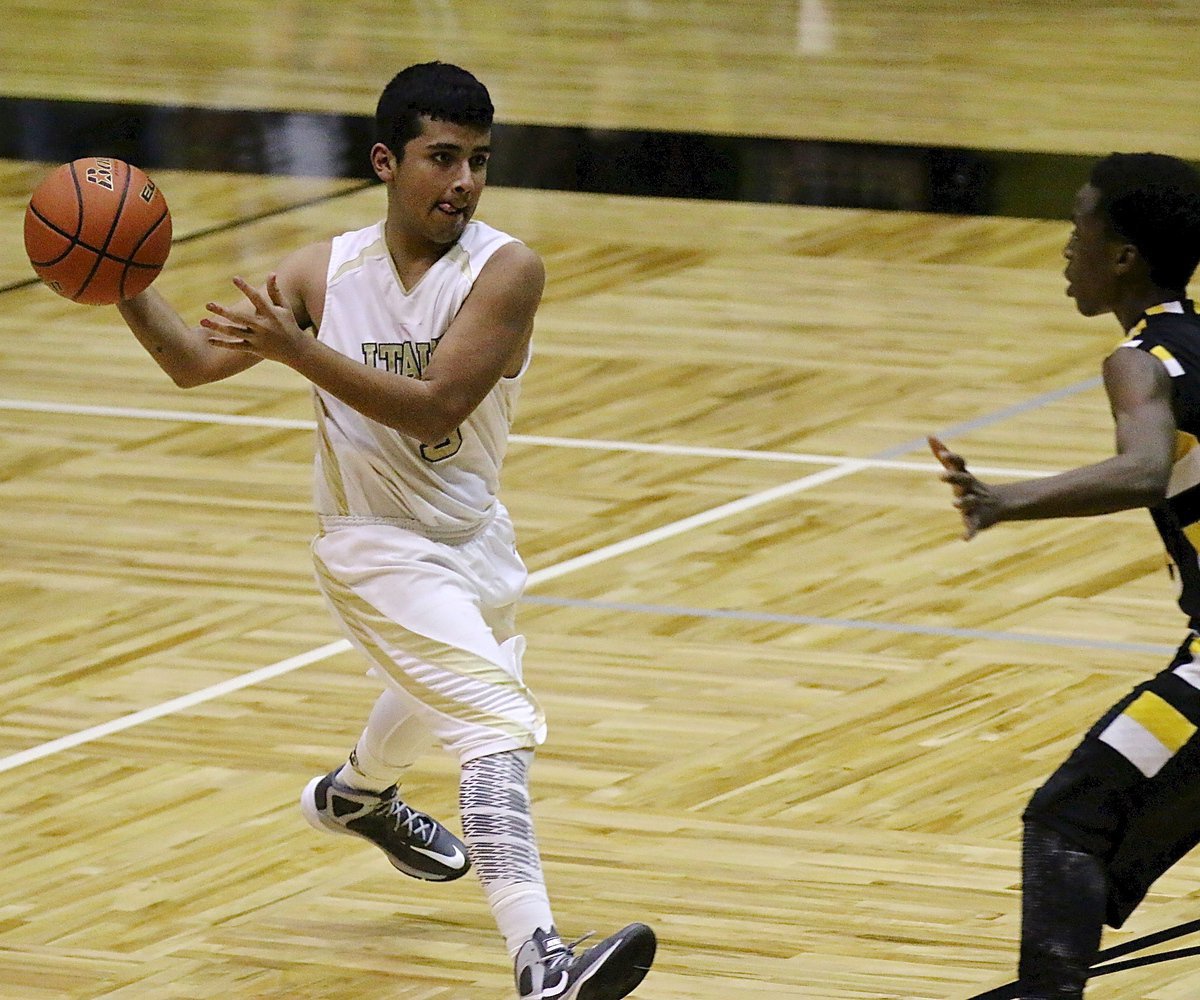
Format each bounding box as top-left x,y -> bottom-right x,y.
23,157 -> 172,305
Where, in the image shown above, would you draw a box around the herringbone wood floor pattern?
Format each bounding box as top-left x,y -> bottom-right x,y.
3,2 -> 1200,998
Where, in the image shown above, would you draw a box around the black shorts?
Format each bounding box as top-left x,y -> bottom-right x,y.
1023,630 -> 1200,927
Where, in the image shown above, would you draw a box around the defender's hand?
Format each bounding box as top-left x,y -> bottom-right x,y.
929,436 -> 998,540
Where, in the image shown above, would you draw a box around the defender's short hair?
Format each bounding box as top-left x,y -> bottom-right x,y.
1090,152 -> 1200,290
375,62 -> 494,154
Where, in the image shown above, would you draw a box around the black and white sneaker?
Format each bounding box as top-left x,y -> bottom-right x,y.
300,769 -> 470,882
514,923 -> 656,1000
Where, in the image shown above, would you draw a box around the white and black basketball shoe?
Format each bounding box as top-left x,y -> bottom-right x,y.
514,923 -> 656,1000
300,769 -> 470,881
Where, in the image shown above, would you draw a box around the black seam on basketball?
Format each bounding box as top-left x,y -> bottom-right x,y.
66,161 -> 84,241
26,205 -> 80,266
119,205 -> 169,300
30,219 -> 145,267
74,161 -> 132,302
10,180 -> 370,299
30,199 -> 161,270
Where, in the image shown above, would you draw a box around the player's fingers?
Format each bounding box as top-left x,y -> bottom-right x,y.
232,276 -> 272,313
937,449 -> 967,472
207,335 -> 251,351
940,471 -> 971,499
203,302 -> 257,327
266,272 -> 285,308
928,435 -> 967,472
201,316 -> 253,336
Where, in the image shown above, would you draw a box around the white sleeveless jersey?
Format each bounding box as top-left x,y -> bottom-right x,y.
312,219 -> 525,540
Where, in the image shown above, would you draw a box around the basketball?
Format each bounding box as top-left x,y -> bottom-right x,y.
23,157 -> 172,305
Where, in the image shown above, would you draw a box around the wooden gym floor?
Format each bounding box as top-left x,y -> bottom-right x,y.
2,3 -> 1200,998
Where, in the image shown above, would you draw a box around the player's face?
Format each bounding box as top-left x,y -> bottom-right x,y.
1064,183 -> 1125,317
389,117 -> 490,246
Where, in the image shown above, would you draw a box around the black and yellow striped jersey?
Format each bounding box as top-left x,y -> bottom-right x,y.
1120,299 -> 1200,619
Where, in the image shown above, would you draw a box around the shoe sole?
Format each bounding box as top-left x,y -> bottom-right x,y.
299,776 -> 468,883
570,923 -> 657,1000
299,776 -> 344,836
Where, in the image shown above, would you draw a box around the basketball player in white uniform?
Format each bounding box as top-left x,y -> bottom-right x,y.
115,62 -> 654,1000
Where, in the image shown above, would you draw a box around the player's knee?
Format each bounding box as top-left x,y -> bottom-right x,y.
1021,796 -> 1103,858
1022,781 -> 1058,825
1021,756 -> 1126,858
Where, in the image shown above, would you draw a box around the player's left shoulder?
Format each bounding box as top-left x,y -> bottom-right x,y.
1103,338 -> 1177,401
476,239 -> 545,298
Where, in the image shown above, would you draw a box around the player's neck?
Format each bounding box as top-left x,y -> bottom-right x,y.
1114,285 -> 1186,332
383,219 -> 455,290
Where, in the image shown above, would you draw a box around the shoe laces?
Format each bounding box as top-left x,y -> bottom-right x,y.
542,932 -> 595,972
382,798 -> 437,847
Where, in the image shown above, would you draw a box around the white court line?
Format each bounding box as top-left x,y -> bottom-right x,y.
0,391 -> 1066,773
0,447 -> 871,774
525,460 -> 870,584
0,396 -> 1056,479
0,641 -> 350,774
0,397 -> 315,430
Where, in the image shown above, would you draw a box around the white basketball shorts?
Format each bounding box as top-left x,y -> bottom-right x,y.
311,507 -> 547,764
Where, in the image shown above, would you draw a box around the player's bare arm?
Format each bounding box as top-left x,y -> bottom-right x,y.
207,242 -> 544,445
932,346 -> 1176,539
120,240 -> 328,388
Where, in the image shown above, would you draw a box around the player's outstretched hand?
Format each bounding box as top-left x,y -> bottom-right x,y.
202,274 -> 307,364
928,436 -> 998,540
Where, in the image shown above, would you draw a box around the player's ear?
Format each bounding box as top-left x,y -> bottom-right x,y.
370,143 -> 397,182
1113,240 -> 1140,275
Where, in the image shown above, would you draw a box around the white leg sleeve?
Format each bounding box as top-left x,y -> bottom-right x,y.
460,749 -> 555,956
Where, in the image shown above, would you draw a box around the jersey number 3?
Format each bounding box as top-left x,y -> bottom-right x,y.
421,428 -> 463,462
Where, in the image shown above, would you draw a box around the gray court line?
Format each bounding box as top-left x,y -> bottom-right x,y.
520,594 -> 1176,656
877,376 -> 1105,459
0,368 -> 1128,773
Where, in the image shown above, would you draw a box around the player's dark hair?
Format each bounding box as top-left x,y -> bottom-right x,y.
1089,152 -> 1200,290
375,62 -> 494,157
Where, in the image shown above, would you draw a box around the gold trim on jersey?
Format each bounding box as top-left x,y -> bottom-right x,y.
1123,301 -> 1186,343
1177,638 -> 1200,692
329,234 -> 387,285
1150,344 -> 1185,377
1167,432 -> 1200,500
314,395 -> 350,516
1166,431 -> 1200,549
1125,691 -> 1196,753
1099,690 -> 1197,777
443,241 -> 472,276
1182,522 -> 1200,554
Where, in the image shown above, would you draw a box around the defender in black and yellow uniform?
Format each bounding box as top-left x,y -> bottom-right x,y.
1132,301 -> 1200,615
932,154 -> 1200,999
